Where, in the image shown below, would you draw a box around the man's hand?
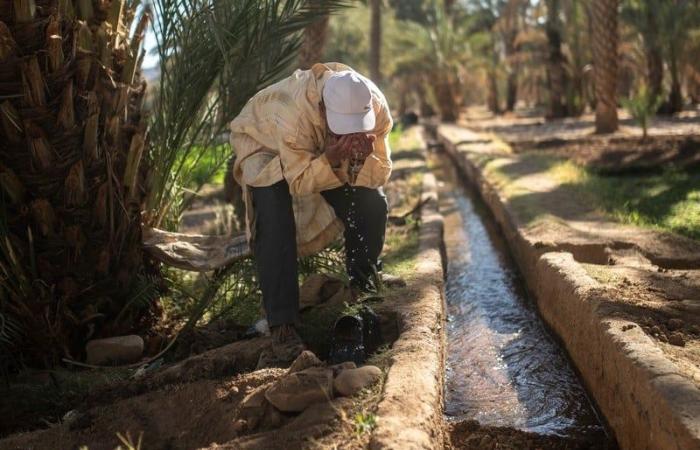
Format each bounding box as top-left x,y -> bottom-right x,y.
324,134 -> 352,167
350,134 -> 376,161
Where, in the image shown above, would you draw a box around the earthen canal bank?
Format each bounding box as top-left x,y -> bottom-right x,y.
435,124 -> 700,450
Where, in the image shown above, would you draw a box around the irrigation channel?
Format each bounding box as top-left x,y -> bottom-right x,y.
434,152 -> 614,448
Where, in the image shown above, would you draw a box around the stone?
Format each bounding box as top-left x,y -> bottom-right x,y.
237,382 -> 273,430
333,365 -> 382,397
667,318 -> 684,331
264,367 -> 333,412
329,361 -> 357,377
288,350 -> 323,374
668,332 -> 686,347
85,335 -> 144,365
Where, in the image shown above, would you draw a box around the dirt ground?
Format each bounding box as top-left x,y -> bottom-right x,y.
0,128 -> 432,449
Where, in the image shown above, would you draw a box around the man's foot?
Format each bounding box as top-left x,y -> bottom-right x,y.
257,324 -> 305,369
271,324 -> 305,361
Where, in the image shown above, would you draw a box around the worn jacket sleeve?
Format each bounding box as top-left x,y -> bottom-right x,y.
278,129 -> 344,196
353,98 -> 393,188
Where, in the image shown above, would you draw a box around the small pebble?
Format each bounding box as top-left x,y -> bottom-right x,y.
621,324 -> 635,332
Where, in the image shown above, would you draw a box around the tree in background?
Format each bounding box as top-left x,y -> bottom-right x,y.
369,0 -> 382,82
592,0 -> 619,133
299,0 -> 330,69
622,0 -> 664,104
545,0 -> 570,117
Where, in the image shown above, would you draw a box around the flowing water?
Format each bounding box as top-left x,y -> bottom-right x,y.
436,155 -> 611,446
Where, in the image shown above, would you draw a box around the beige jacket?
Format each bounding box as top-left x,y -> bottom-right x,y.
229,62 -> 393,256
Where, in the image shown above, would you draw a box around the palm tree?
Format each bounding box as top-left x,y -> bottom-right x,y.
622,0 -> 665,107
299,0 -> 330,69
0,0 -> 349,369
0,0 -> 152,368
592,0 -> 619,133
545,0 -> 570,118
369,0 -> 382,82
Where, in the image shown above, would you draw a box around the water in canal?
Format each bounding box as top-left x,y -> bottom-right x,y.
436,154 -> 611,445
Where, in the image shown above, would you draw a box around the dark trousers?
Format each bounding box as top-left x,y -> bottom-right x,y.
251,180 -> 387,327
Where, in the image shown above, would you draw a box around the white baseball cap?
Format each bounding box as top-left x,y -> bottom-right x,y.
322,71 -> 376,135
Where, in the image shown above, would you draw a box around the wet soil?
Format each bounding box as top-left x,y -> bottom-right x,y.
447,420 -> 615,450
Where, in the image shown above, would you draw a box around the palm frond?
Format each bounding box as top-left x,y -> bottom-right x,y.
145,0 -> 352,228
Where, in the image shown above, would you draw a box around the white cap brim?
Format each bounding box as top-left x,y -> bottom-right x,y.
326,108 -> 376,135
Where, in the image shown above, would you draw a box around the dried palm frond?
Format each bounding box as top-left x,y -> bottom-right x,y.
46,15 -> 64,73
0,21 -> 17,61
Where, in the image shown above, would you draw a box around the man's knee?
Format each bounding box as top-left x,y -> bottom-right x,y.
358,188 -> 388,218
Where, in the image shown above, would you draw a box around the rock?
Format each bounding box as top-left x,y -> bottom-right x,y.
667,318 -> 684,331
85,335 -> 144,365
288,351 -> 323,374
287,397 -> 353,430
237,382 -> 273,430
329,361 -> 357,377
265,367 -> 333,412
668,332 -> 686,347
333,365 -> 382,397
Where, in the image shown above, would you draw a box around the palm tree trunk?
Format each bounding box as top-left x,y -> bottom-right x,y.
591,0 -> 619,133
643,7 -> 664,103
433,74 -> 459,122
369,0 -> 382,82
667,46 -> 683,114
0,0 -> 153,366
298,3 -> 329,70
506,72 -> 518,112
546,0 -> 569,118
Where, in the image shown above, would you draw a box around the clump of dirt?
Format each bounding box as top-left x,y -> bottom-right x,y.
447,420 -> 615,450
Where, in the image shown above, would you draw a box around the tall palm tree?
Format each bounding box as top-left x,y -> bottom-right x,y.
0,0 -> 350,368
298,0 -> 330,69
592,0 -> 619,133
369,0 -> 382,82
0,0 -> 152,367
545,0 -> 570,118
622,0 -> 664,107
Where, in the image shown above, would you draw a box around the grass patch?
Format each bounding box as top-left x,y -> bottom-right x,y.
584,168 -> 700,240
382,224 -> 420,277
487,151 -> 700,240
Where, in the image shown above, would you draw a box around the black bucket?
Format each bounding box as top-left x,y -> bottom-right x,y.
328,306 -> 383,365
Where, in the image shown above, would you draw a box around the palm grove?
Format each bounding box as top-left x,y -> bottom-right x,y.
1,0 -> 699,369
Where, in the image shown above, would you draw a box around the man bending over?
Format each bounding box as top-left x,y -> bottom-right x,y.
229,62 -> 393,365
